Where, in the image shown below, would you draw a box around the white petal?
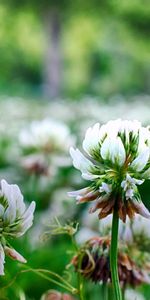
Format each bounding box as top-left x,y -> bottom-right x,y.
83,123 -> 101,154
104,119 -> 121,136
1,179 -> 12,203
125,188 -> 134,200
82,173 -> 100,180
7,183 -> 25,216
121,174 -> 144,200
131,146 -> 149,172
70,147 -> 93,177
18,201 -> 36,236
130,178 -> 144,186
139,127 -> 150,147
4,203 -> 16,224
101,136 -> 126,166
13,185 -> 25,216
21,201 -> 35,220
0,244 -> 5,276
100,137 -> 110,160
89,195 -> 108,213
1,180 -> 16,223
99,182 -> 112,194
123,174 -> 144,186
132,199 -> 150,219
68,187 -> 89,198
1,180 -> 25,223
4,246 -> 27,263
120,120 -> 141,136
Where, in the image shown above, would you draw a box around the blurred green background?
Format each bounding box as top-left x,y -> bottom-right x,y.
0,0 -> 149,98
0,1 -> 150,300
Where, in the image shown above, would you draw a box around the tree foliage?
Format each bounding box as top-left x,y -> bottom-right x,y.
0,0 -> 149,97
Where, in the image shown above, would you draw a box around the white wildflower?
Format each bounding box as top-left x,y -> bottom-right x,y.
19,119 -> 74,153
0,179 -> 36,275
69,119 -> 150,222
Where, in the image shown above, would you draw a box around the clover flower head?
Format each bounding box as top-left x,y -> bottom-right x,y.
0,179 -> 35,275
69,120 -> 150,222
71,236 -> 150,287
19,119 -> 74,154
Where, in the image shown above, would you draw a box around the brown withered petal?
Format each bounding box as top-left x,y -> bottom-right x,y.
119,253 -> 132,271
126,201 -> 136,219
98,197 -> 115,219
118,200 -> 127,223
88,193 -> 143,223
70,182 -> 150,222
88,196 -> 108,213
116,197 -> 136,222
72,237 -> 150,287
68,188 -> 99,204
77,190 -> 99,204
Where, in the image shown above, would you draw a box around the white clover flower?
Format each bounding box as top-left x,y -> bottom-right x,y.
0,179 -> 36,275
19,119 -> 74,153
69,120 -> 150,222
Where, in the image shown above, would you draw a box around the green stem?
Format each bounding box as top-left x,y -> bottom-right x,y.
110,209 -> 122,300
78,256 -> 85,300
71,236 -> 85,300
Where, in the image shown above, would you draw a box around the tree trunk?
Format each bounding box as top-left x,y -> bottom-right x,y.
43,8 -> 62,99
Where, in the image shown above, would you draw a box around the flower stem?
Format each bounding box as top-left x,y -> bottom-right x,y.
71,236 -> 85,300
110,209 -> 122,300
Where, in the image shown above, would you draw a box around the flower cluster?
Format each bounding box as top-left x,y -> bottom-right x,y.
19,119 -> 74,177
71,236 -> 150,287
0,179 -> 35,275
19,119 -> 74,154
69,120 -> 150,222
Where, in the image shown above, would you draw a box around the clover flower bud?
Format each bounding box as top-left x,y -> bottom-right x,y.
0,179 -> 36,275
69,120 -> 150,222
